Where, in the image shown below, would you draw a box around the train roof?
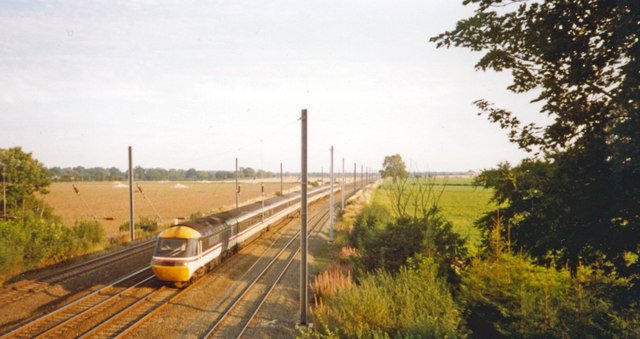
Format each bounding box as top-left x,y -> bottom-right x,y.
167,185 -> 328,236
172,215 -> 226,237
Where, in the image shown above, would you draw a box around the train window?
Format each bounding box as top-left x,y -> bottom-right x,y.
154,238 -> 195,258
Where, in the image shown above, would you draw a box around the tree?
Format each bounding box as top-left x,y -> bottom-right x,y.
433,0 -> 640,296
185,168 -> 198,180
108,167 -> 124,180
242,167 -> 256,179
380,154 -> 408,181
0,147 -> 51,215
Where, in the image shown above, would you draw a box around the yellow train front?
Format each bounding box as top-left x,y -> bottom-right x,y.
151,220 -> 225,288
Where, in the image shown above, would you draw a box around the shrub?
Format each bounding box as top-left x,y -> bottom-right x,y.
460,254 -> 640,338
72,219 -> 105,249
311,256 -> 468,338
189,211 -> 204,221
347,202 -> 391,251
349,204 -> 468,284
137,217 -> 158,233
0,212 -> 106,284
119,216 -> 158,234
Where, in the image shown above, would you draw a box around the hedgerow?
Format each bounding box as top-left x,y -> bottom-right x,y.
0,213 -> 105,284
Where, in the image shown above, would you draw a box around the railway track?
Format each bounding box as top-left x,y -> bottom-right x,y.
0,239 -> 156,306
0,266 -> 155,338
203,204 -> 332,338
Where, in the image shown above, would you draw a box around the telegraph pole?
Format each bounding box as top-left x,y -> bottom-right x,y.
341,158 -> 344,210
235,157 -> 239,209
2,167 -> 6,220
280,162 -> 283,194
299,109 -> 309,326
353,162 -> 356,193
330,146 -> 334,242
128,146 -> 134,241
361,165 -> 363,188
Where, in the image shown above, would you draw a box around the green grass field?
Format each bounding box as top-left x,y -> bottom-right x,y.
372,177 -> 497,254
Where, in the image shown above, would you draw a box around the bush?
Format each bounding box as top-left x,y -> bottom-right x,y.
311,256 -> 469,338
119,216 -> 158,234
460,254 -> 640,338
0,212 -> 106,284
347,202 -> 391,251
189,211 -> 204,221
72,219 -> 105,249
349,204 -> 468,285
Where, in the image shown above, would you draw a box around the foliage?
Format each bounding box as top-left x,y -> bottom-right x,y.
355,212 -> 468,286
0,213 -> 105,284
475,158 -> 640,306
347,193 -> 467,285
431,0 -> 639,154
118,216 -> 158,234
379,154 -> 408,182
1,147 -> 51,216
72,219 -> 106,249
461,254 -> 639,338
189,211 -> 204,221
472,160 -> 549,252
311,257 -> 468,338
433,0 -> 640,299
380,154 -> 409,181
347,202 -> 392,251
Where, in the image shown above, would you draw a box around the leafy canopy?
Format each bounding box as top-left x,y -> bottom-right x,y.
432,0 -> 640,298
379,154 -> 408,181
1,147 -> 51,215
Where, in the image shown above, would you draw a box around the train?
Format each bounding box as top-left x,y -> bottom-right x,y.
150,184 -> 338,287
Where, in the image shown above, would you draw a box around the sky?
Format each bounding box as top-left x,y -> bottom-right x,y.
0,0 -> 546,173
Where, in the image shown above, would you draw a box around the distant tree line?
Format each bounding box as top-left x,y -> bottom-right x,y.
48,166 -> 277,182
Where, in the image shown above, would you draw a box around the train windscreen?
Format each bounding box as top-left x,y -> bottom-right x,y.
154,238 -> 195,258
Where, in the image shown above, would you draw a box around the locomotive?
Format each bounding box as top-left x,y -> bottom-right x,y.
151,185 -> 336,287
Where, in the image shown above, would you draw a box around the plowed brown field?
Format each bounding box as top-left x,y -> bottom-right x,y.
41,179 -> 302,238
